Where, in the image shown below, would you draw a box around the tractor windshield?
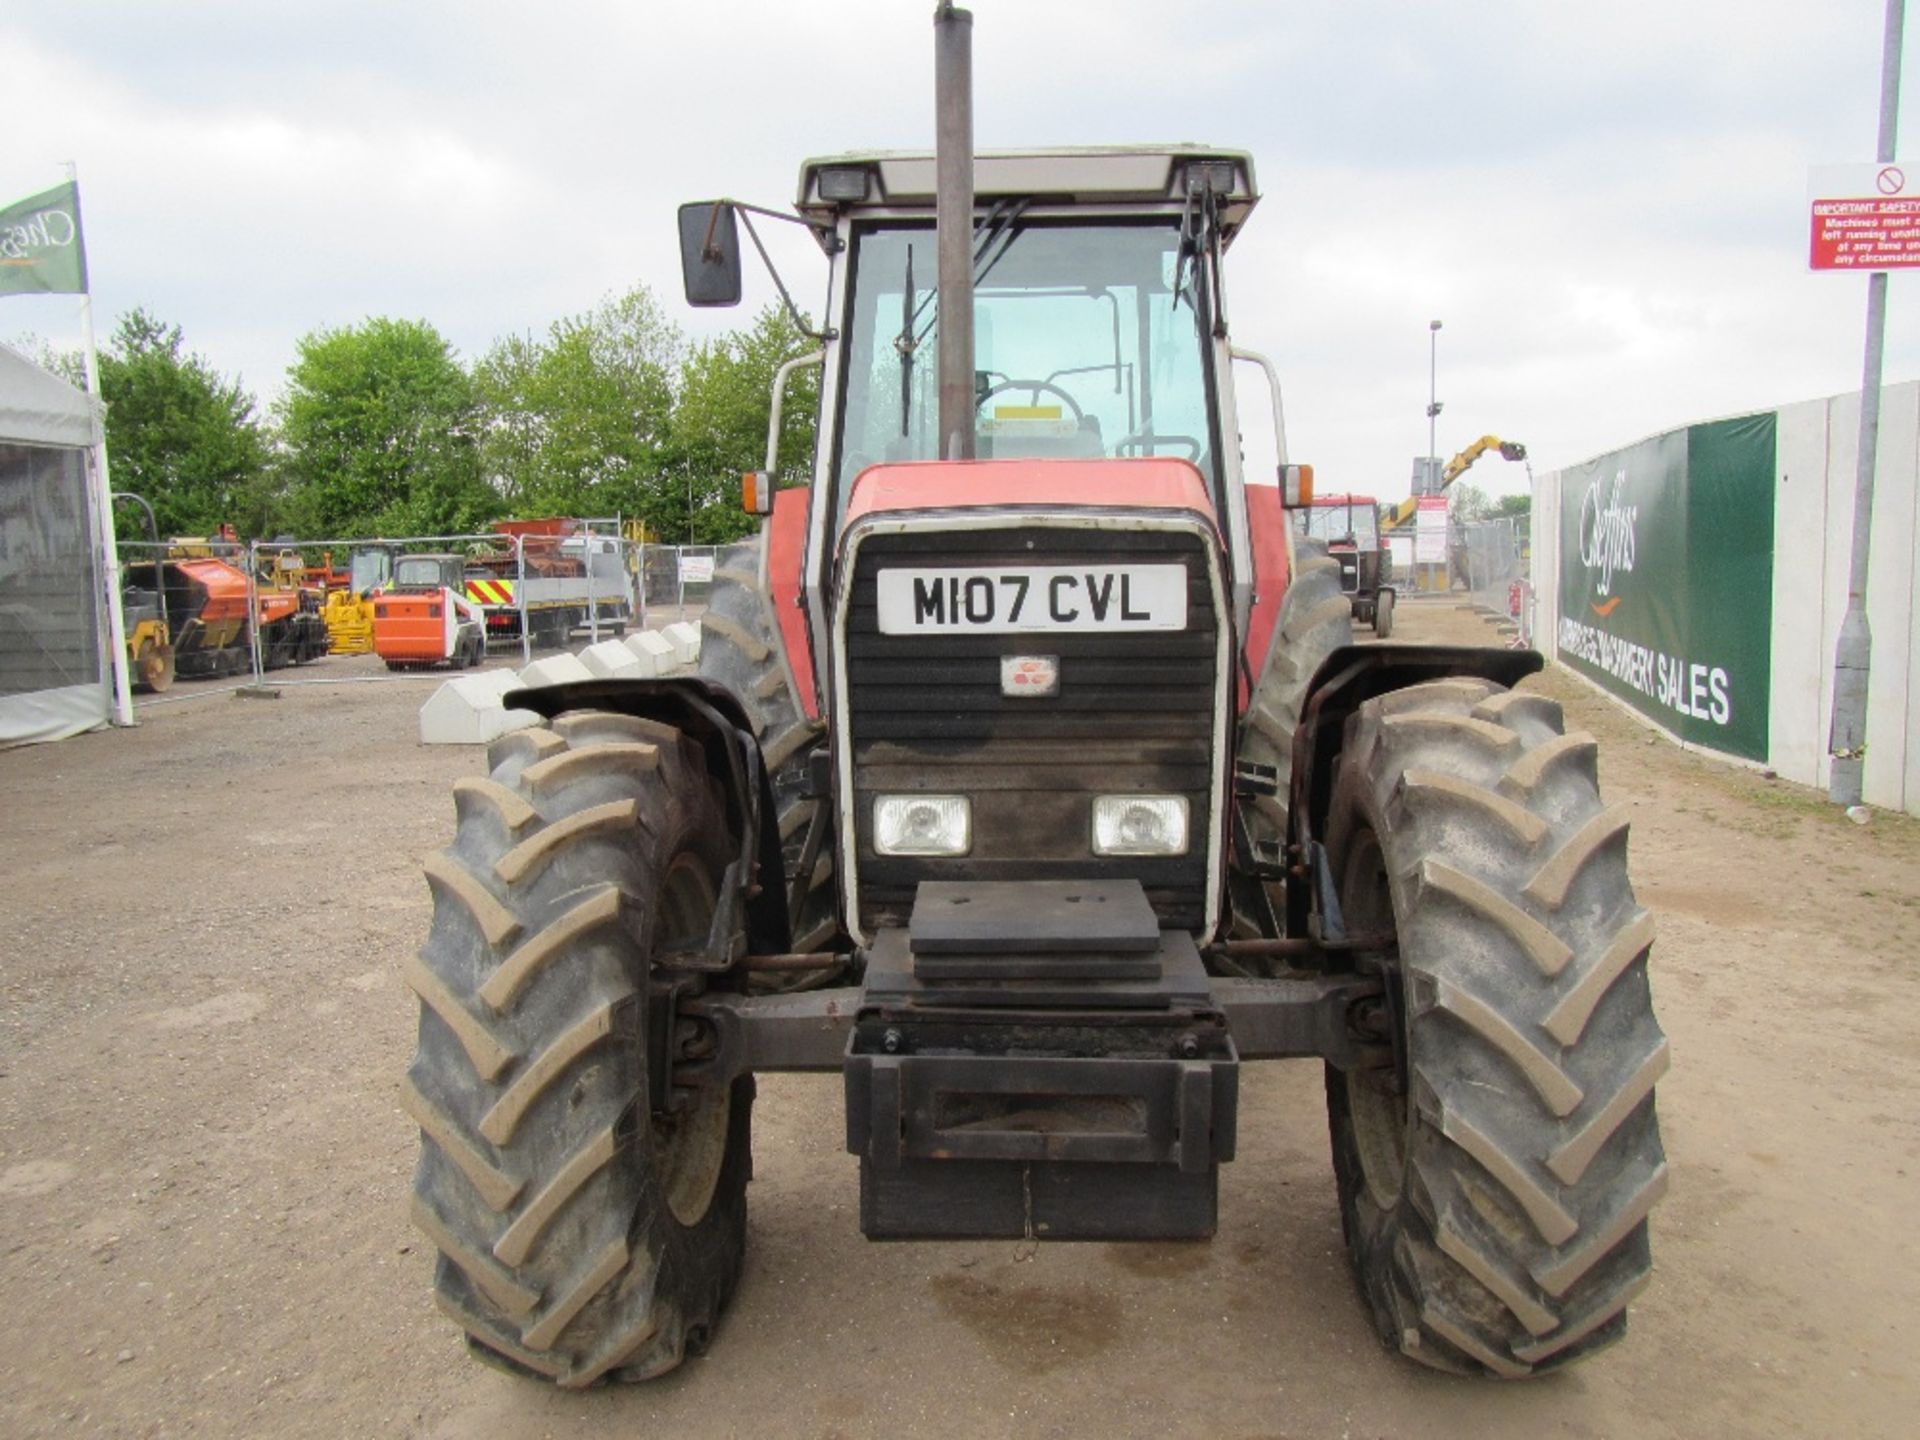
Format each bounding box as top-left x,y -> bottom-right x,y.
833,220 -> 1217,502
1295,503 -> 1380,548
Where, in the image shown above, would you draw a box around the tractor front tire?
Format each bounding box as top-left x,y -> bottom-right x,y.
700,538 -> 837,955
1324,679 -> 1667,1376
406,710 -> 753,1387
1373,589 -> 1395,638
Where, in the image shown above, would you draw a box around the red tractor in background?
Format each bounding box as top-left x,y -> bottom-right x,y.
402,6 -> 1665,1391
1296,491 -> 1395,636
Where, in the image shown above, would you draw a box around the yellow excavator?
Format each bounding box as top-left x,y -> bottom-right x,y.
1386,434 -> 1527,530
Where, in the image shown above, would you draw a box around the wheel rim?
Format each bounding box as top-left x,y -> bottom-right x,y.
653,853 -> 731,1228
1340,827 -> 1409,1210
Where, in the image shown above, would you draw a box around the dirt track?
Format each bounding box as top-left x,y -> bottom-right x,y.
2,601 -> 1916,1439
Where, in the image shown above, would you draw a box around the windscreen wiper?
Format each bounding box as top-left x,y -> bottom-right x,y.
909,198 -> 1033,350
894,244 -> 917,436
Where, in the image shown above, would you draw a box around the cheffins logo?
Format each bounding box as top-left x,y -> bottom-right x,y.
0,205 -> 77,263
1578,469 -> 1637,612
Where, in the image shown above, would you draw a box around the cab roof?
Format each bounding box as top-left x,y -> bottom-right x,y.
797,146 -> 1259,244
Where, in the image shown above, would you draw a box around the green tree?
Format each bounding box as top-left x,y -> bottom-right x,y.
1448,481 -> 1494,524
473,286 -> 680,520
656,306 -> 820,543
277,317 -> 493,539
1493,491 -> 1532,519
91,309 -> 271,538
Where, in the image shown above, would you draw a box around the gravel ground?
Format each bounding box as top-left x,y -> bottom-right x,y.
1,599 -> 1915,1439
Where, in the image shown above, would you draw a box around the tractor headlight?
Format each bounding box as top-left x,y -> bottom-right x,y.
874,795 -> 971,856
1091,795 -> 1189,856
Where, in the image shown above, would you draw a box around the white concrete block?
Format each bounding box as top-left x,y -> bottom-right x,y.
469,666 -> 527,700
516,652 -> 596,689
625,629 -> 672,675
419,673 -> 540,746
580,639 -> 650,679
626,629 -> 675,673
663,620 -> 701,666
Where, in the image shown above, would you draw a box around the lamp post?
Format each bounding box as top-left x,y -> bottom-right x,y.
1828,0 -> 1906,807
1426,319 -> 1443,489
1426,319 -> 1443,591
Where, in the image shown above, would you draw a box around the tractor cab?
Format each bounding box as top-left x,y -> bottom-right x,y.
681,145 -> 1310,664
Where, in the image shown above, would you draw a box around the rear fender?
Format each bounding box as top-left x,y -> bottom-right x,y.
1284,644 -> 1543,935
505,677 -> 794,959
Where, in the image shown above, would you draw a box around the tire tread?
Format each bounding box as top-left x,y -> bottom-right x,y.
1325,679 -> 1668,1375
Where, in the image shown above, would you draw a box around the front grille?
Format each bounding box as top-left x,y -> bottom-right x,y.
842,525 -> 1221,935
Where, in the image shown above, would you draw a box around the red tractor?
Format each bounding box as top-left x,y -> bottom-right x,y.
1296,492 -> 1395,636
403,6 -> 1665,1389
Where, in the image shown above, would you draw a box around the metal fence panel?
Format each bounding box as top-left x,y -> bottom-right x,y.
638,543 -> 718,622
1458,516 -> 1530,645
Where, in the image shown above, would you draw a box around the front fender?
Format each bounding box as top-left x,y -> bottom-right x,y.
1284,644 -> 1543,933
504,677 -> 794,958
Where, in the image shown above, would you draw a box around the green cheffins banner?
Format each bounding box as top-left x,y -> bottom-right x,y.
0,183 -> 88,297
1556,413 -> 1775,761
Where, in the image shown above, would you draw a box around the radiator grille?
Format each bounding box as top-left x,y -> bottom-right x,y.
842,525 -> 1222,934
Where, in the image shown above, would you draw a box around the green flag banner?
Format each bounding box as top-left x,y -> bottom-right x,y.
0,183 -> 88,297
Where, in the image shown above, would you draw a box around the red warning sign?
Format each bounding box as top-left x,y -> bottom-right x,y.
1810,163 -> 1920,270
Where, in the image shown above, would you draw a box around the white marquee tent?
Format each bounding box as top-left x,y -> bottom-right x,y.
0,342 -> 123,747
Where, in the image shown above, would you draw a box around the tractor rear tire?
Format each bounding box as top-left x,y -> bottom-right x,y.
1323,679 -> 1667,1376
1233,537 -> 1351,934
406,711 -> 753,1387
700,537 -> 838,956
1373,589 -> 1395,638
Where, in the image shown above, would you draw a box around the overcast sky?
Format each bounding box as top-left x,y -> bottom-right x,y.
5,0 -> 1916,501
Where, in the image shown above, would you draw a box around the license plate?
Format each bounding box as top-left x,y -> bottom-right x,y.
875,564 -> 1187,635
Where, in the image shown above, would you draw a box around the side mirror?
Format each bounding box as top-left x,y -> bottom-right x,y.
1279,463 -> 1314,508
678,201 -> 743,307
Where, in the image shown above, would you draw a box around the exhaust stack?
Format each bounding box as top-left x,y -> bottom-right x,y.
933,2 -> 976,461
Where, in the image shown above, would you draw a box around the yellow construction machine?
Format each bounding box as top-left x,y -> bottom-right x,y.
320,544 -> 397,654
1386,434 -> 1527,530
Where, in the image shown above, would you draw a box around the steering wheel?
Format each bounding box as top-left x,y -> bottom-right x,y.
975,379 -> 1086,423
1116,432 -> 1203,461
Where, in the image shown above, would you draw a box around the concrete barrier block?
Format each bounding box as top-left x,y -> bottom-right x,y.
580,639 -> 650,679
625,629 -> 672,675
517,652 -> 596,689
663,620 -> 701,666
420,673 -> 540,746
470,666 -> 526,700
625,629 -> 675,674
